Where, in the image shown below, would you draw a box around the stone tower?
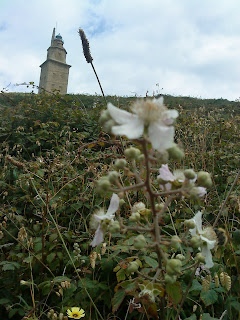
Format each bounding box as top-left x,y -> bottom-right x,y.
38,28 -> 71,94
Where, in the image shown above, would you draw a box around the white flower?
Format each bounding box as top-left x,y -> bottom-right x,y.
90,193 -> 119,247
158,164 -> 176,182
157,165 -> 206,197
107,97 -> 178,152
189,211 -> 217,269
132,202 -> 146,213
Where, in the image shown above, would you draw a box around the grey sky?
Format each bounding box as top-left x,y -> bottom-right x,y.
0,0 -> 240,100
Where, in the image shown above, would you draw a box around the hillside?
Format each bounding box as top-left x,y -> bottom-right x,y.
0,92 -> 239,320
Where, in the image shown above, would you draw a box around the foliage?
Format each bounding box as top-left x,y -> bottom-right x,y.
0,92 -> 239,320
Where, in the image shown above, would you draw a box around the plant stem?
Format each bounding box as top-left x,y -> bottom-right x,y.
174,263 -> 199,320
90,62 -> 107,104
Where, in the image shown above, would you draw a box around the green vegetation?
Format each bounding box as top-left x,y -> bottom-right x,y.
0,92 -> 239,320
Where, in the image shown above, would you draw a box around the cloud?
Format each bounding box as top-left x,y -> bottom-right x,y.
0,0 -> 240,100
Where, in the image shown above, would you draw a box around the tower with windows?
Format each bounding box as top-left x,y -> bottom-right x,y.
38,28 -> 71,94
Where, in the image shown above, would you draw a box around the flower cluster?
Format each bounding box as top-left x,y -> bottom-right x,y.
88,96 -> 224,317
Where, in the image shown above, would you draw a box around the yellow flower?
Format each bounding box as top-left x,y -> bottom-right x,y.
67,307 -> 85,319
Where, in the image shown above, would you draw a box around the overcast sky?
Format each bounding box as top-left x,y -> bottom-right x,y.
1,0 -> 240,101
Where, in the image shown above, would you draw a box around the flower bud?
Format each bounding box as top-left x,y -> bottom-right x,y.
214,273 -> 220,288
114,158 -> 127,169
59,313 -> 64,320
166,259 -> 182,275
99,109 -> 111,124
184,219 -> 196,229
132,202 -> 145,213
155,203 -> 165,211
124,147 -> 141,160
134,235 -> 146,249
139,208 -> 151,216
167,145 -> 184,161
164,274 -> 177,284
160,151 -> 169,163
202,278 -> 210,292
96,177 -> 111,192
176,254 -> 185,261
171,235 -> 182,249
197,171 -> 212,188
101,242 -> 107,255
108,220 -> 120,233
50,309 -> 55,316
108,171 -> 119,183
129,212 -> 141,222
137,154 -> 145,162
119,199 -> 125,207
188,186 -> 206,200
190,235 -> 202,248
195,252 -> 206,264
184,169 -> 196,180
127,261 -> 139,274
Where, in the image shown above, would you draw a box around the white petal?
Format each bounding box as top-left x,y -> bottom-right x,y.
189,175 -> 197,183
107,103 -> 137,124
201,244 -> 214,268
158,164 -> 175,182
148,123 -> 174,152
192,211 -> 203,234
200,236 -> 216,250
106,193 -> 119,218
160,183 -> 172,191
163,109 -> 179,125
111,118 -> 144,139
197,187 -> 207,197
90,225 -> 104,247
153,96 -> 164,106
93,214 -> 103,222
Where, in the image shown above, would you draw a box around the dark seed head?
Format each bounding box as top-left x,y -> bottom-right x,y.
78,28 -> 93,63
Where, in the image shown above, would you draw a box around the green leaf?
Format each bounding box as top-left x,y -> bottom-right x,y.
202,313 -> 219,320
8,308 -> 18,318
201,290 -> 218,306
116,268 -> 126,282
53,276 -> 71,283
0,261 -> 21,271
166,282 -> 182,305
112,289 -> 126,313
143,256 -> 158,269
189,279 -> 202,292
47,252 -> 56,263
231,300 -> 240,312
185,315 -> 197,320
71,202 -> 83,210
34,241 -> 42,252
78,278 -> 98,289
49,233 -> 58,242
0,298 -> 10,304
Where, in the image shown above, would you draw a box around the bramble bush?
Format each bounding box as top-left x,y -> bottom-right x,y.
0,91 -> 239,320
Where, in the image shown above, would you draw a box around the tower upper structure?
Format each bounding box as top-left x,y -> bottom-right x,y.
38,28 -> 71,94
